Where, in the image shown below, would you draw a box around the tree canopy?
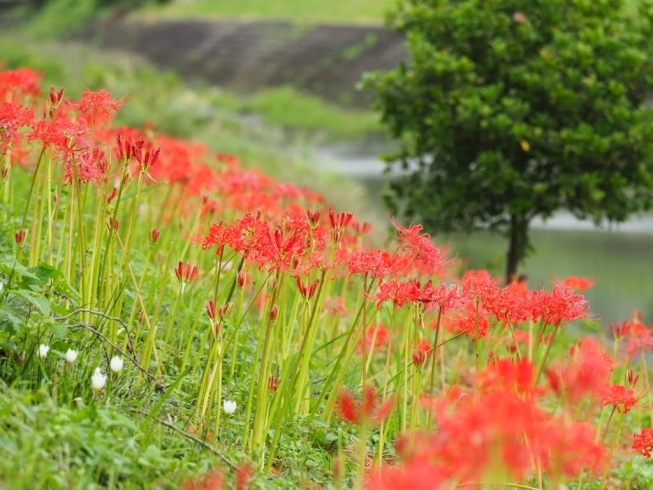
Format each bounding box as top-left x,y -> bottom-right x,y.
366,0 -> 653,281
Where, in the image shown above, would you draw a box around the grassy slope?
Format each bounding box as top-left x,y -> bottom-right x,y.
139,0 -> 397,24
0,35 -> 388,235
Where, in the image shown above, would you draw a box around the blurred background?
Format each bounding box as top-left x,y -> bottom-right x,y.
1,0 -> 651,324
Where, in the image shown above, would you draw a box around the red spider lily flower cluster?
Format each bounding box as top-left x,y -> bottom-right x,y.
7,66 -> 650,488
546,338 -> 614,407
371,358 -> 608,486
633,428 -> 653,457
336,385 -> 395,426
601,383 -> 641,414
0,68 -> 42,100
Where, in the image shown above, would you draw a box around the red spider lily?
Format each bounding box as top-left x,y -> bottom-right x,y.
601,383 -> 641,414
30,116 -> 89,152
133,144 -> 160,173
366,458 -> 447,490
346,248 -> 412,280
115,134 -> 141,163
198,220 -> 228,254
373,278 -> 421,309
62,147 -> 109,185
235,463 -> 253,490
328,208 -> 353,244
0,68 -> 42,100
462,269 -> 500,302
478,357 -> 544,398
306,208 -> 320,227
418,280 -> 464,312
0,101 -> 34,157
49,86 -> 65,108
633,428 -> 653,457
357,324 -> 390,354
615,318 -> 653,357
258,226 -> 310,273
296,276 -> 320,299
483,285 -> 533,323
206,300 -> 232,335
546,337 -> 613,406
206,300 -> 217,324
558,275 -> 596,292
444,299 -> 491,341
531,285 -> 588,326
628,369 -> 640,388
336,385 -> 395,426
66,89 -> 122,128
422,381 -> 606,481
392,218 -> 449,275
183,469 -> 225,490
175,261 -> 199,294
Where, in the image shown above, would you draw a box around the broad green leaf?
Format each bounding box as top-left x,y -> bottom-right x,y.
10,290 -> 51,317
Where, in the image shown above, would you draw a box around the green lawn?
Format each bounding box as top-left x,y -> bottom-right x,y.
140,0 -> 398,24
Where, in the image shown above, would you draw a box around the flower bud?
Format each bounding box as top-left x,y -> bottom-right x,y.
150,227 -> 160,244
270,304 -> 279,321
268,375 -> 280,393
412,348 -> 427,367
91,368 -> 107,391
109,356 -> 124,373
107,187 -> 118,204
15,228 -> 27,245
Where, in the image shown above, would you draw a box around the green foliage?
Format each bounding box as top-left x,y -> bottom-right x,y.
0,386 -> 218,489
366,0 -> 653,280
23,0 -> 99,38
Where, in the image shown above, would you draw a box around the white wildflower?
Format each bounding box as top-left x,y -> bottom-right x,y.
65,349 -> 78,363
91,368 -> 107,391
38,344 -> 50,359
109,356 -> 124,373
223,400 -> 237,414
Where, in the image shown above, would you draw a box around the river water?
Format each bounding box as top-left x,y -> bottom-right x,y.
315,141 -> 653,326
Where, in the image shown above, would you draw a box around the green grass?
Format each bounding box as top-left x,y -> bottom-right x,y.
213,86 -> 382,141
139,0 -> 398,25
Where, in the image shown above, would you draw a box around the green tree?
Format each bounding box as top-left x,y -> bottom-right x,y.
366,0 -> 653,282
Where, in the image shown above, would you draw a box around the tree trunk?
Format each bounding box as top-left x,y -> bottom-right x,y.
506,213 -> 529,284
